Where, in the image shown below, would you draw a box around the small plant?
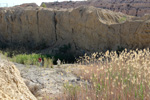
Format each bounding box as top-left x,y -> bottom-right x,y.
119,16 -> 127,22
43,58 -> 53,68
41,3 -> 47,8
63,82 -> 81,99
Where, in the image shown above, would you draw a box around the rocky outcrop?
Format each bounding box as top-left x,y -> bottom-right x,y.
42,0 -> 150,16
15,3 -> 39,8
0,57 -> 37,100
0,6 -> 150,54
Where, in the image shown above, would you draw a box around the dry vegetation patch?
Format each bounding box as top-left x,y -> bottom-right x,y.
55,49 -> 150,100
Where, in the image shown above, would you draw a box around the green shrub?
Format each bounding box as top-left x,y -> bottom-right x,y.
41,3 -> 47,8
119,16 -> 127,22
43,58 -> 53,68
11,54 -> 40,65
11,53 -> 53,67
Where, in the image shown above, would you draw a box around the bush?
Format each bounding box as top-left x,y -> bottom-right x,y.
43,58 -> 53,68
41,3 -> 47,8
119,16 -> 127,22
11,53 -> 53,67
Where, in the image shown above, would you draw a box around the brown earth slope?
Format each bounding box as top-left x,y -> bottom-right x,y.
0,6 -> 150,55
42,0 -> 150,16
0,56 -> 37,100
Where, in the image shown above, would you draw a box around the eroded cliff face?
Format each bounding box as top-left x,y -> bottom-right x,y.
0,6 -> 150,54
0,7 -> 56,49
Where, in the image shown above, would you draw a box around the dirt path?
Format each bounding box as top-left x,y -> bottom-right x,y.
14,63 -> 83,99
0,54 -> 85,99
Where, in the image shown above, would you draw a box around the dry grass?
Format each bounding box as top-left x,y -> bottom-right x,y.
52,49 -> 150,100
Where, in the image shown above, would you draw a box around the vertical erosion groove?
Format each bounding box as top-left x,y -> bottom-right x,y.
6,14 -> 12,43
135,8 -> 139,16
54,11 -> 58,41
119,24 -> 121,47
36,10 -> 39,34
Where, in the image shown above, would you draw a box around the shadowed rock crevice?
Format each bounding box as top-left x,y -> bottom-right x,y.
54,11 -> 58,41
36,10 -> 39,36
